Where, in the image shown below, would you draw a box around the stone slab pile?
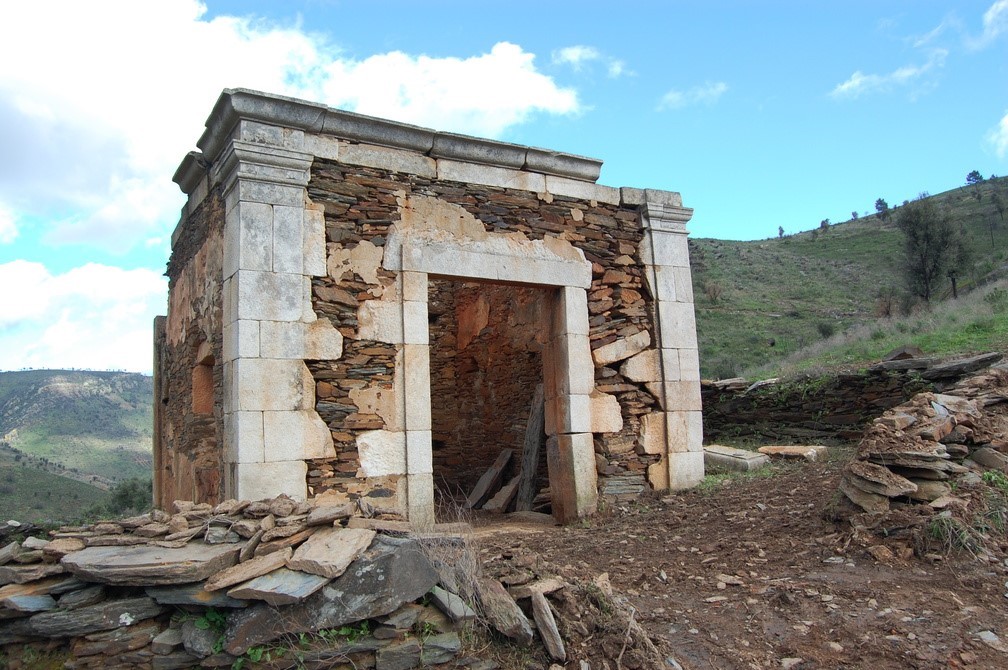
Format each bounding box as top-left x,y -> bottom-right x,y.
0,493 -> 578,668
840,362 -> 1008,514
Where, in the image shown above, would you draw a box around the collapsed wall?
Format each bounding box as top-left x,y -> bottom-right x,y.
155,88 -> 703,524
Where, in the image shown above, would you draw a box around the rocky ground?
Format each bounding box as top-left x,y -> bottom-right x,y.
473,454 -> 1008,669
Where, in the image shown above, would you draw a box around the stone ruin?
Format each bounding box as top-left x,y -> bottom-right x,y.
154,88 -> 703,525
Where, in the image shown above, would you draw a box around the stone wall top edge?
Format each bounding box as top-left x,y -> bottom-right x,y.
187,88 -> 605,184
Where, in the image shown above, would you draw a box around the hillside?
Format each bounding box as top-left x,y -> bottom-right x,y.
691,176 -> 1008,379
0,369 -> 153,486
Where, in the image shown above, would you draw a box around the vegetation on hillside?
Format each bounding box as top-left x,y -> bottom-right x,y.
692,176 -> 1008,379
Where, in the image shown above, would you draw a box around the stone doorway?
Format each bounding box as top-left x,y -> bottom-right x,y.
427,278 -> 550,515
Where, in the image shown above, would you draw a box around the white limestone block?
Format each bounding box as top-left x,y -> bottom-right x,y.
405,473 -> 435,528
259,320 -> 303,359
678,349 -> 701,382
673,266 -> 694,302
592,330 -> 651,366
639,412 -> 667,455
402,301 -> 429,345
272,205 -> 304,274
343,142 -> 436,178
662,348 -> 683,382
544,175 -> 620,205
553,287 -> 589,337
233,460 -> 308,502
304,133 -> 340,160
668,451 -> 704,491
222,276 -> 236,323
437,159 -> 546,193
589,391 -> 623,433
356,300 -> 404,344
238,180 -> 305,208
647,455 -> 669,490
236,270 -> 304,322
303,206 -> 327,277
656,301 -> 698,350
548,433 -> 599,521
223,319 -> 260,363
402,271 -> 428,302
263,410 -> 335,461
667,410 -> 704,454
406,431 -> 433,474
621,349 -> 660,383
650,265 -> 678,302
357,430 -> 407,477
349,383 -> 402,432
224,411 -> 265,463
646,380 -> 703,412
403,344 -> 431,431
304,319 -> 344,360
301,275 -> 317,324
553,333 -> 594,396
233,358 -> 306,412
553,393 -> 591,434
638,230 -> 690,268
237,119 -> 305,151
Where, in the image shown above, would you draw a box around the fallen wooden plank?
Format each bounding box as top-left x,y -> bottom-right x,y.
516,385 -> 545,511
464,450 -> 512,511
482,475 -> 521,514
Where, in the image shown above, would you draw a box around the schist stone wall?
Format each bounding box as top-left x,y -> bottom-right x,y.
155,88 -> 703,524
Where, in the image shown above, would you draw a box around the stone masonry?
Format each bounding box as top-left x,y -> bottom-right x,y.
155,88 -> 703,524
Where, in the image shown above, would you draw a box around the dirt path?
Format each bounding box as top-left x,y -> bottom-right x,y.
475,459 -> 1008,669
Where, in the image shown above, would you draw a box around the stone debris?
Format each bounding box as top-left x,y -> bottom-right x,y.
0,493 -> 575,668
840,362 -> 1008,528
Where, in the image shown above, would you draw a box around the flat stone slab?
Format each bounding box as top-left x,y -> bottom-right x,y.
28,596 -> 164,637
757,445 -> 829,462
223,536 -> 437,655
429,585 -> 476,623
62,543 -> 240,585
227,567 -> 330,606
287,527 -> 375,579
145,583 -> 248,608
704,445 -> 770,472
204,547 -> 292,592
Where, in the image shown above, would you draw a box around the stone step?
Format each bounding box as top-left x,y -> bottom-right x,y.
703,445 -> 770,472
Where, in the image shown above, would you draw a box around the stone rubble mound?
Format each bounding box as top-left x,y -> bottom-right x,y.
0,492 -> 574,669
840,361 -> 1008,516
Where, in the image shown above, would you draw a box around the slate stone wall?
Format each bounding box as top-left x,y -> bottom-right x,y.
155,187 -> 226,506
304,157 -> 664,503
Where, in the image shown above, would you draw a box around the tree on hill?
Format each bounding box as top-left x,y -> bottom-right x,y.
989,191 -> 1004,249
966,170 -> 984,185
875,198 -> 890,221
896,196 -> 960,302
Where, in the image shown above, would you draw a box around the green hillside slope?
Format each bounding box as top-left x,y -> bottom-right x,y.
692,176 -> 1008,378
0,369 -> 153,485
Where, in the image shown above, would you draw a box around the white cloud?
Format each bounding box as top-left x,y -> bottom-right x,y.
658,82 -> 728,110
319,43 -> 579,138
988,111 -> 1008,158
552,45 -> 628,78
969,0 -> 1008,49
829,49 -> 947,99
0,2 -> 580,254
0,203 -> 16,244
0,261 -> 167,372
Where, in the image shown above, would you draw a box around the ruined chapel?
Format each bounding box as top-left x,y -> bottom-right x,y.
153,88 -> 703,525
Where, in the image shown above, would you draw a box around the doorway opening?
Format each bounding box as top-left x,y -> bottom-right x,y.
427,278 -> 552,517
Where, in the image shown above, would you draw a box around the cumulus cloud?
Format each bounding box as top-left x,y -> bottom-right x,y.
0,261 -> 167,372
0,1 -> 579,254
658,82 -> 728,110
552,45 -> 628,78
989,111 -> 1008,158
969,0 -> 1008,49
320,43 -> 578,137
829,49 -> 947,99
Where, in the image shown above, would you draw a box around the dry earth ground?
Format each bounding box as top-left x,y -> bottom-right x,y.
472,455 -> 1008,670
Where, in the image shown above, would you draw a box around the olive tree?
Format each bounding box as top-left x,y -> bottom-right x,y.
896,196 -> 962,302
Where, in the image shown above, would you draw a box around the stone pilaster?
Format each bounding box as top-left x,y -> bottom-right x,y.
215,119 -> 340,501
638,192 -> 704,491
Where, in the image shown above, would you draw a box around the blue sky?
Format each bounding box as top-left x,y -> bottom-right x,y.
1,0 -> 1006,372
